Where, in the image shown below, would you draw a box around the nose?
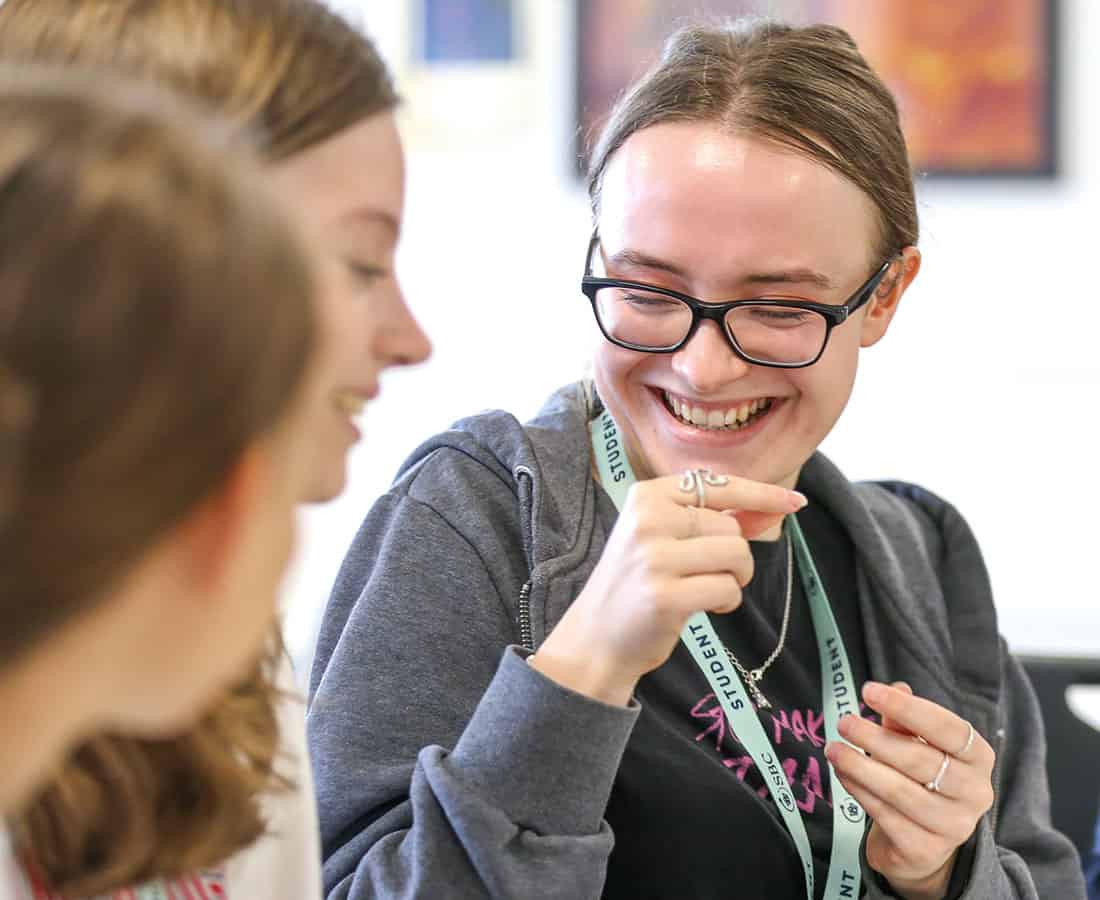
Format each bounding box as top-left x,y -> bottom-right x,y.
670,319 -> 752,395
374,287 -> 432,368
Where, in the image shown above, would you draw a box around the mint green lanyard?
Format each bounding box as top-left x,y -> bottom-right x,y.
591,410 -> 867,900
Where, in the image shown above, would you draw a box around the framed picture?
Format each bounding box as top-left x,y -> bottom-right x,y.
396,0 -> 546,149
575,0 -> 1058,178
418,0 -> 516,64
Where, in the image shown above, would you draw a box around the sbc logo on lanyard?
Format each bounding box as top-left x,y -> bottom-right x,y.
761,752 -> 797,813
840,798 -> 865,824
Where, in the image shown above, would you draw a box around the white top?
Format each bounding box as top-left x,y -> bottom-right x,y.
224,653 -> 322,899
0,827 -> 29,900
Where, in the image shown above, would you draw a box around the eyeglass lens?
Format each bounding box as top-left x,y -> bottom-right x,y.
592,285 -> 828,364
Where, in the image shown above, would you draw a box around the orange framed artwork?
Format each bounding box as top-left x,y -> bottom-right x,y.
575,0 -> 1058,177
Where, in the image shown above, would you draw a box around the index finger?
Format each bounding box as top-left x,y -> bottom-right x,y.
664,471 -> 807,516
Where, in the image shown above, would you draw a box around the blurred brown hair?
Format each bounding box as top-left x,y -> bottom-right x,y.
0,0 -> 398,892
586,19 -> 919,260
0,364 -> 32,529
0,0 -> 398,163
0,64 -> 315,893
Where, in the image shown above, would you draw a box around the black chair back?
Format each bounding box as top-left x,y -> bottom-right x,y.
1020,654 -> 1100,860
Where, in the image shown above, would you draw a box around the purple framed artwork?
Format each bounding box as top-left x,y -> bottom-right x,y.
420,0 -> 515,63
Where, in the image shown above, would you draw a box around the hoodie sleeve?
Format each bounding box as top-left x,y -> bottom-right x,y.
307,473 -> 638,900
956,647 -> 1085,900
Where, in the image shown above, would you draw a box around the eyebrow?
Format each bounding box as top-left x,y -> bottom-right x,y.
606,248 -> 834,291
742,268 -> 834,290
340,207 -> 400,238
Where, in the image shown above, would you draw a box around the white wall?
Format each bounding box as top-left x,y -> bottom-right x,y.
286,0 -> 1100,675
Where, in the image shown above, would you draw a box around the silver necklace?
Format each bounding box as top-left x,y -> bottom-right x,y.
722,532 -> 794,710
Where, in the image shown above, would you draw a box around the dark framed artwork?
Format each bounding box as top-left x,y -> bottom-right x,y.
575,0 -> 1058,178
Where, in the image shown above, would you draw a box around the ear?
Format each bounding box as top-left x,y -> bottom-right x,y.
859,246 -> 921,348
175,444 -> 269,597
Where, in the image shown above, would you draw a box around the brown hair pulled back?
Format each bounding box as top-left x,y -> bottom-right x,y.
587,19 -> 919,260
0,0 -> 394,893
0,67 -> 314,890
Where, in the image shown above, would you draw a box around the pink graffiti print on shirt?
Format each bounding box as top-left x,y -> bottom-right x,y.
690,692 -> 879,814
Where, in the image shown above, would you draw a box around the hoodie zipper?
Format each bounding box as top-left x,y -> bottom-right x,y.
514,465 -> 536,651
518,581 -> 534,651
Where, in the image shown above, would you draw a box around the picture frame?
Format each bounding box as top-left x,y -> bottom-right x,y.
574,0 -> 1059,179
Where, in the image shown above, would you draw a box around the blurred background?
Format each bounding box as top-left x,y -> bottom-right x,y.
287,0 -> 1097,683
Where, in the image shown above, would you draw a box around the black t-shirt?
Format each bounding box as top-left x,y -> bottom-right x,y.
600,487 -> 874,900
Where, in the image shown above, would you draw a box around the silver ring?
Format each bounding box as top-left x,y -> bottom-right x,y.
678,468 -> 729,508
925,751 -> 950,793
679,469 -> 705,507
954,721 -> 976,759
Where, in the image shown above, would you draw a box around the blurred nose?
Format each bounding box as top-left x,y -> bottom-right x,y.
374,287 -> 432,368
670,319 -> 752,395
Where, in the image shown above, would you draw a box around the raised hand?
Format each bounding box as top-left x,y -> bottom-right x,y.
530,472 -> 806,705
825,681 -> 995,900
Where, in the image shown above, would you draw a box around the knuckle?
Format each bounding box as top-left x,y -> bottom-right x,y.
635,585 -> 665,620
981,741 -> 996,768
719,581 -> 743,612
731,551 -> 754,585
630,508 -> 660,539
949,813 -> 975,843
702,576 -> 739,614
624,483 -> 654,514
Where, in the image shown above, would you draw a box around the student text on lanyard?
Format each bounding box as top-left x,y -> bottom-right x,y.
591,410 -> 867,900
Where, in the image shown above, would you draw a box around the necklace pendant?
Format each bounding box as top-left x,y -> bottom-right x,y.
755,692 -> 771,710
750,668 -> 764,682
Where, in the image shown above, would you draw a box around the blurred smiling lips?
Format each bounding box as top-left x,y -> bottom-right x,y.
334,387 -> 375,438
658,388 -> 783,439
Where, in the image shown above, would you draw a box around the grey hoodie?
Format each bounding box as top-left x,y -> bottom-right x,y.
308,383 -> 1083,899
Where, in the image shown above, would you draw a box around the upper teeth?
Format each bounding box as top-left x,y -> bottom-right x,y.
664,391 -> 771,430
336,391 -> 367,417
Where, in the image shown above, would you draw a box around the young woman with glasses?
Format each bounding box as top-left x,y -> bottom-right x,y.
309,19 -> 1083,900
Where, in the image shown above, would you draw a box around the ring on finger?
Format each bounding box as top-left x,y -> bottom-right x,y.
679,469 -> 703,507
679,468 -> 729,509
924,751 -> 950,793
954,721 -> 976,759
699,469 -> 730,488
679,469 -> 707,507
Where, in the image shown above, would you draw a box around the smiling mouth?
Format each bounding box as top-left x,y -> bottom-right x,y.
335,389 -> 368,419
661,389 -> 776,432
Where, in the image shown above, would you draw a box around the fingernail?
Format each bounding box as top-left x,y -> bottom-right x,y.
789,491 -> 809,510
721,509 -> 738,517
824,741 -> 840,761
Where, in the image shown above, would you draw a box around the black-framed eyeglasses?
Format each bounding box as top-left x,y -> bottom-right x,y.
581,234 -> 898,369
